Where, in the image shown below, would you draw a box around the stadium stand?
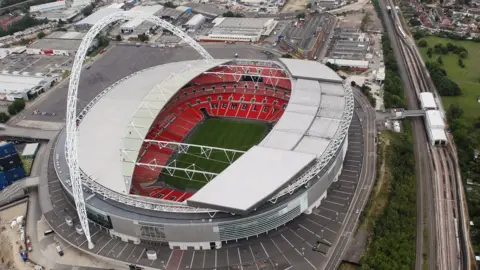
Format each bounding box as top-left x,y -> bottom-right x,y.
130,70 -> 292,201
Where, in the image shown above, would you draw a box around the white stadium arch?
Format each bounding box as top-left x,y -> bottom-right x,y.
65,11 -> 213,249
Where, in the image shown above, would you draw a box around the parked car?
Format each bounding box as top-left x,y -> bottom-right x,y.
56,245 -> 64,256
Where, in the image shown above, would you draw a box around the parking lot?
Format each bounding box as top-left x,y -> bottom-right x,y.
45,103 -> 365,269
22,44 -> 279,123
0,54 -> 72,75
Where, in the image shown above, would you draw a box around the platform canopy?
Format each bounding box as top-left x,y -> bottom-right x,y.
187,146 -> 316,215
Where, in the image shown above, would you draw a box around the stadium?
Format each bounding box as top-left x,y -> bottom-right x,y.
51,13 -> 355,260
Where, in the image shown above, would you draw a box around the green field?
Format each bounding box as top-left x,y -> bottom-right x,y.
161,118 -> 269,190
418,36 -> 480,120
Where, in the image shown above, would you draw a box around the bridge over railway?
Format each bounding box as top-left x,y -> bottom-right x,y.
388,109 -> 426,119
0,125 -> 57,141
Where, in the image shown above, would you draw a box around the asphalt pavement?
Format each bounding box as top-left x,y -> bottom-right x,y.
21,45 -> 278,123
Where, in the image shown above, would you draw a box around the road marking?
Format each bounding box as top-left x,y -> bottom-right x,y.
271,238 -> 290,264
249,246 -> 260,270
215,249 -> 217,269
226,249 -> 229,266
126,246 -> 137,261
202,250 -> 206,268
136,248 -> 145,263
165,249 -> 173,269
190,251 -> 195,268
306,218 -> 336,234
260,242 -> 274,267
324,199 -> 344,206
97,237 -> 113,255
116,243 -> 128,258
107,241 -> 120,256
281,234 -> 316,269
237,247 -> 244,270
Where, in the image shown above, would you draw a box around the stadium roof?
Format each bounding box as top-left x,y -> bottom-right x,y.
78,58 -> 350,214
78,59 -> 228,195
187,146 -> 316,214
279,58 -> 342,82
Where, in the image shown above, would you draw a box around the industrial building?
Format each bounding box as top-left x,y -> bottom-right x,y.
326,58 -> 369,70
71,0 -> 92,9
35,8 -> 79,22
328,29 -> 370,61
313,0 -> 338,9
74,7 -> 120,30
198,17 -> 277,42
279,13 -> 334,59
27,31 -> 97,56
158,8 -> 185,21
0,73 -> 58,101
183,14 -> 205,30
29,1 -> 66,13
120,5 -> 163,34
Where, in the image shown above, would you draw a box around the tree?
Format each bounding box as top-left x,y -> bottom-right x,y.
115,34 -> 122,41
0,112 -> 10,123
427,47 -> 433,58
37,31 -> 45,39
164,1 -> 176,8
58,19 -> 65,25
446,42 -> 456,51
222,11 -> 243,17
446,104 -> 463,122
409,18 -> 422,26
137,33 -> 149,42
306,2 -> 312,8
459,51 -> 468,59
8,99 -> 25,115
418,39 -> 427,47
81,4 -> 94,17
458,58 -> 465,68
437,56 -> 443,65
351,81 -> 357,87
296,12 -> 306,19
281,54 -> 293,58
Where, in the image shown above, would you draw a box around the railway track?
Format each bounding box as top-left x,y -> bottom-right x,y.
387,9 -> 471,270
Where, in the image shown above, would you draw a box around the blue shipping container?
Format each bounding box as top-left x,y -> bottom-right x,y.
5,166 -> 25,185
0,142 -> 18,159
0,172 -> 6,191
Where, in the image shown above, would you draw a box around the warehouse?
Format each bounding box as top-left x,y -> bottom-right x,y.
120,5 -> 163,34
26,31 -> 97,56
30,1 -> 66,13
183,14 -> 205,30
326,59 -> 369,70
74,7 -> 120,30
0,73 -> 57,101
199,17 -> 277,43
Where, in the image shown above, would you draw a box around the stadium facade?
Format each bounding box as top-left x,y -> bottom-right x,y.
54,57 -> 354,251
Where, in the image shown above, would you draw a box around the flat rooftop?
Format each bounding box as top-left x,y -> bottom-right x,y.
29,39 -> 81,51
0,73 -> 45,92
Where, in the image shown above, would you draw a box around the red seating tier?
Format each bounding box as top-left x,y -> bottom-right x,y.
131,69 -> 292,201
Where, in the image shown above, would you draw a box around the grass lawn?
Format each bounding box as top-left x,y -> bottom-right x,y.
161,118 -> 269,190
418,36 -> 480,120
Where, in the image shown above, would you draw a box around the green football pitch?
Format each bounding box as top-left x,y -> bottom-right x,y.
160,118 -> 269,190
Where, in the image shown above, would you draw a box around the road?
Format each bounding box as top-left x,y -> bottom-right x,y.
322,88 -> 376,269
375,2 -> 436,269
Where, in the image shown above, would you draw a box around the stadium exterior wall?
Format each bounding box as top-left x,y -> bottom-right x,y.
56,133 -> 348,250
